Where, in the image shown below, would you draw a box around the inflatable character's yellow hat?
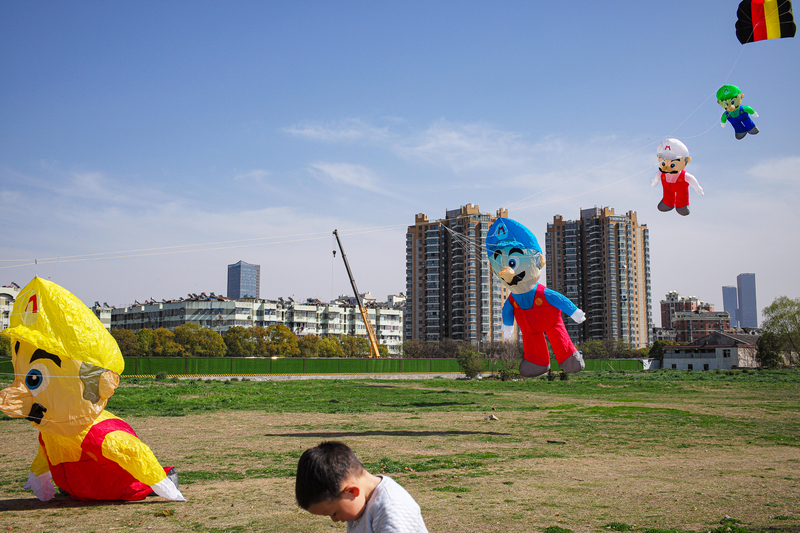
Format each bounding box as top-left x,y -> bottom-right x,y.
0,277 -> 124,375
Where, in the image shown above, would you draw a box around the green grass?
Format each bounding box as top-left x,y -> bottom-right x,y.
1,369 -> 799,533
63,368 -> 799,419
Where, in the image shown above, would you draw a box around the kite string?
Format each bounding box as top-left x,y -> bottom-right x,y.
511,163 -> 656,212
0,223 -> 409,270
505,36 -> 752,211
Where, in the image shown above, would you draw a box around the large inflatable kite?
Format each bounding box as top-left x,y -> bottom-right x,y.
651,138 -> 704,216
736,0 -> 796,44
0,277 -> 185,502
486,218 -> 586,377
717,85 -> 760,140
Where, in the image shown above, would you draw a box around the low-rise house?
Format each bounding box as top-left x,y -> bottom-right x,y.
662,331 -> 759,370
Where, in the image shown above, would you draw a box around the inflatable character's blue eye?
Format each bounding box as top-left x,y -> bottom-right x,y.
26,369 -> 43,390
509,259 -> 516,268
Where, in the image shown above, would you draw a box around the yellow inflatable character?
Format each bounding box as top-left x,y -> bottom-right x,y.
0,277 -> 184,502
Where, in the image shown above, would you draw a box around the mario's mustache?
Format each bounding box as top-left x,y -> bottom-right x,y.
27,403 -> 47,424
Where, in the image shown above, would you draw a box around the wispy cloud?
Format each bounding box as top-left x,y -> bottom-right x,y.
232,169 -> 271,182
307,162 -> 387,194
746,156 -> 800,188
286,118 -> 390,143
391,120 -> 534,173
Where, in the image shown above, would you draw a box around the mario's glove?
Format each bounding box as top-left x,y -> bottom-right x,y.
570,309 -> 586,324
24,471 -> 55,501
151,477 -> 186,502
720,122 -> 726,128
501,324 -> 514,340
751,112 -> 759,118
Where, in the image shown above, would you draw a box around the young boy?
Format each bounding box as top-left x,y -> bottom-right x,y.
295,441 -> 428,532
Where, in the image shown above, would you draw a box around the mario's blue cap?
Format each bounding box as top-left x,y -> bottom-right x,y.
486,218 -> 542,255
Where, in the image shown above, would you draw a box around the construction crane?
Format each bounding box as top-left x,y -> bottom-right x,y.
333,229 -> 382,358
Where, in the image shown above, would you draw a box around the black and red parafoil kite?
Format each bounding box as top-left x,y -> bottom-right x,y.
736,0 -> 796,44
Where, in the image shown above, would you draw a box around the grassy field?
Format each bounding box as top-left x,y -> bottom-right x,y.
0,369 -> 799,532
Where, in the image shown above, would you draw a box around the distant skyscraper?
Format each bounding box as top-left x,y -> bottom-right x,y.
736,273 -> 758,328
227,260 -> 260,299
722,285 -> 739,327
545,207 -> 652,349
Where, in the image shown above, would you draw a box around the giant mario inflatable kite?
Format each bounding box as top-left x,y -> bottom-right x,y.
486,218 -> 586,377
0,277 -> 184,502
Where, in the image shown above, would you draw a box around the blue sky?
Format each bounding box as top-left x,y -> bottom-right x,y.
1,1 -> 798,327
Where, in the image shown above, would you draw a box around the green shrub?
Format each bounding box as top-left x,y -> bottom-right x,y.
155,372 -> 168,381
457,350 -> 486,379
499,368 -> 520,381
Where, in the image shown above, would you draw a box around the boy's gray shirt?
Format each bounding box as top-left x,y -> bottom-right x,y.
347,475 -> 428,533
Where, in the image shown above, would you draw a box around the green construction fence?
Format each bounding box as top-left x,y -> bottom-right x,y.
116,356 -> 640,377
119,357 -> 464,376
0,356 -> 643,380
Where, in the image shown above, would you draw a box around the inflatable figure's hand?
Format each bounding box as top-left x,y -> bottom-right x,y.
24,471 -> 55,501
751,112 -> 759,118
720,122 -> 726,128
151,477 -> 186,501
570,309 -> 586,324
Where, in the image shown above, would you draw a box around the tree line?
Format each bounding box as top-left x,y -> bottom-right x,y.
110,324 -> 390,358
1,296 -> 797,365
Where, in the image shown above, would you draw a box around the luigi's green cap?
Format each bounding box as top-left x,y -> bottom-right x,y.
716,84 -> 741,101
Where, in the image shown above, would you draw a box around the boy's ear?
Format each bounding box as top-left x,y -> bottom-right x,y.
341,485 -> 360,500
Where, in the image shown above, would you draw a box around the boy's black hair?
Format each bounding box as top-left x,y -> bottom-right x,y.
295,441 -> 366,509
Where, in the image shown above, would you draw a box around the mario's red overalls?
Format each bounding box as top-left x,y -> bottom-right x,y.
34,411 -> 173,501
508,284 -> 578,367
660,171 -> 690,209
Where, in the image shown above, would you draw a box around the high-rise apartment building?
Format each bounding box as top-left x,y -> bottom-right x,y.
544,207 -> 652,349
404,204 -> 508,344
737,273 -> 758,327
227,260 -> 261,299
722,285 -> 739,327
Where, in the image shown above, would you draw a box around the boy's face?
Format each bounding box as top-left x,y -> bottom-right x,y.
658,156 -> 690,173
307,486 -> 366,523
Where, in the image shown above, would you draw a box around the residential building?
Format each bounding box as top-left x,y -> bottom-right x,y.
91,302 -> 114,331
662,331 -> 759,370
722,285 -> 739,327
227,260 -> 261,299
110,294 -> 404,355
660,291 -> 713,329
0,283 -> 21,332
658,291 -> 733,343
387,294 -> 406,309
652,327 -> 677,343
671,310 -> 732,343
737,273 -> 758,328
404,204 -> 508,345
544,207 -> 652,349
